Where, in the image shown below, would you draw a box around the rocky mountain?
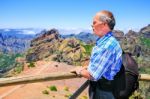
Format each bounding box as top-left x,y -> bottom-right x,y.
26,29 -> 90,65
0,28 -> 42,53
139,24 -> 150,38
138,25 -> 150,57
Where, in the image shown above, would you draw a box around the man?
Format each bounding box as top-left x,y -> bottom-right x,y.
73,10 -> 122,99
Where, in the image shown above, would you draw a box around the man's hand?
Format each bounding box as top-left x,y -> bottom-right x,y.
70,67 -> 83,77
70,66 -> 92,80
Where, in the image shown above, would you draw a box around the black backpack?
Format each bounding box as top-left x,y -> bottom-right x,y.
112,52 -> 139,99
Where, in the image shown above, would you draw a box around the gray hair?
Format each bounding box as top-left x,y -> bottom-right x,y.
99,14 -> 115,30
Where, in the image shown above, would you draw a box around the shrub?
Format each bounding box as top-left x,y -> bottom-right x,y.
64,93 -> 72,98
80,95 -> 88,99
14,63 -> 24,74
42,90 -> 49,95
63,86 -> 69,91
48,85 -> 57,91
28,62 -> 35,68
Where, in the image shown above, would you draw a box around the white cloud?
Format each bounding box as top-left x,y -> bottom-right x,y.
57,28 -> 92,35
4,29 -> 10,32
21,30 -> 36,35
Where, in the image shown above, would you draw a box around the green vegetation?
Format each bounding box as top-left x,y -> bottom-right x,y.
14,63 -> 24,74
28,62 -> 35,68
64,93 -> 72,98
79,41 -> 93,56
129,90 -> 143,99
63,86 -> 69,91
140,37 -> 150,48
47,85 -> 57,91
82,44 -> 93,56
80,95 -> 88,99
139,66 -> 150,74
138,81 -> 150,99
0,53 -> 24,73
42,90 -> 49,95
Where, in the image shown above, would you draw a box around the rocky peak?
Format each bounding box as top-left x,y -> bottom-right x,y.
125,30 -> 138,37
113,30 -> 124,37
26,29 -> 89,65
112,30 -> 125,42
30,29 -> 61,47
139,24 -> 150,38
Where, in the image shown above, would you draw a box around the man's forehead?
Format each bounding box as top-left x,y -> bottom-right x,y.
96,12 -> 107,18
93,12 -> 104,21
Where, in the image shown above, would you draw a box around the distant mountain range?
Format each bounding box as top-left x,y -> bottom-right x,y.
0,28 -> 42,53
0,25 -> 149,74
0,28 -> 95,53
0,24 -> 150,54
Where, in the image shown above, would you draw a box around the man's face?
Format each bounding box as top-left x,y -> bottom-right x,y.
92,15 -> 104,37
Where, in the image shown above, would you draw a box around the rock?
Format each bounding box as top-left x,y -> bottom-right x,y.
26,28 -> 90,65
139,24 -> 150,38
26,29 -> 62,62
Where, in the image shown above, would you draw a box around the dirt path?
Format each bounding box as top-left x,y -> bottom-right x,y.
0,61 -> 88,99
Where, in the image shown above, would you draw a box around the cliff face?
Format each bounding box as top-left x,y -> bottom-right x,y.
26,29 -> 62,61
140,24 -> 150,38
26,29 -> 88,65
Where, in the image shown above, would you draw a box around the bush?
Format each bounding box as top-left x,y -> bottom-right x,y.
63,86 -> 69,91
64,93 -> 72,98
28,62 -> 35,68
42,90 -> 49,95
14,63 -> 24,74
47,85 -> 57,91
80,95 -> 88,99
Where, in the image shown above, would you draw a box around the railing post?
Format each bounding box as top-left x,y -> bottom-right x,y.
69,80 -> 90,99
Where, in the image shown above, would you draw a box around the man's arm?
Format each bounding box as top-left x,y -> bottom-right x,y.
87,49 -> 114,81
73,49 -> 114,81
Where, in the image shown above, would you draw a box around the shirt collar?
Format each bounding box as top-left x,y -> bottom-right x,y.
96,31 -> 113,46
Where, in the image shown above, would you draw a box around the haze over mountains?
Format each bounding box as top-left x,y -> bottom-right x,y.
0,25 -> 150,54
0,28 -> 94,53
0,28 -> 41,53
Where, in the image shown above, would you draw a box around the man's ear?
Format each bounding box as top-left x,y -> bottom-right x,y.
104,23 -> 111,30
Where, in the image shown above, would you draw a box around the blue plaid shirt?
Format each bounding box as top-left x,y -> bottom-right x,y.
88,32 -> 122,81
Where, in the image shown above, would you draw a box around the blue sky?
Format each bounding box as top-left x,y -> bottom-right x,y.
0,0 -> 150,33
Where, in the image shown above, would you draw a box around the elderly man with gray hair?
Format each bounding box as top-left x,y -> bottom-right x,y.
72,10 -> 122,99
